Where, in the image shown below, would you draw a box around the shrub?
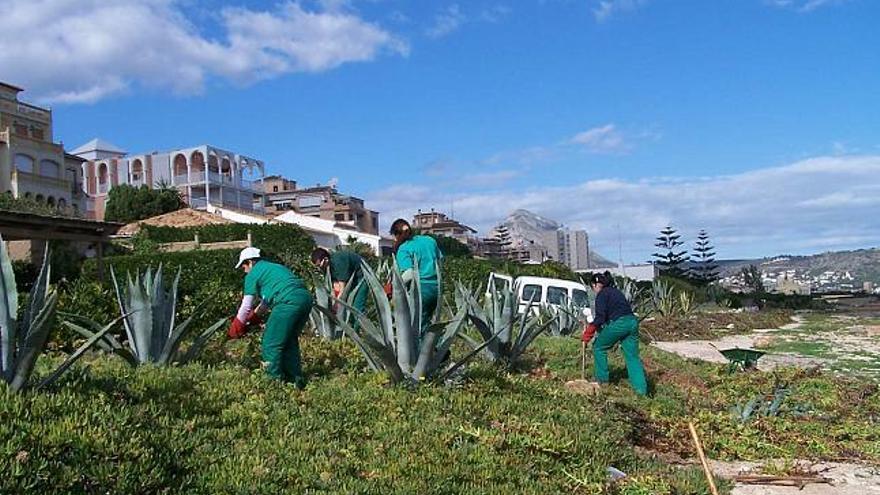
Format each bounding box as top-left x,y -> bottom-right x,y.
103,184 -> 184,224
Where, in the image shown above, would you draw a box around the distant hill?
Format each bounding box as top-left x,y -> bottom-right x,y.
718,248 -> 880,283
489,209 -> 616,268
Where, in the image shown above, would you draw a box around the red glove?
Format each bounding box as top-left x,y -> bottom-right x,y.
383,282 -> 393,300
227,317 -> 248,339
245,309 -> 262,327
582,323 -> 598,343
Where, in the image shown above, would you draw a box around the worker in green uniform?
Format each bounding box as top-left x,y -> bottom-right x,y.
581,271 -> 648,396
227,247 -> 313,389
310,247 -> 368,317
389,219 -> 443,333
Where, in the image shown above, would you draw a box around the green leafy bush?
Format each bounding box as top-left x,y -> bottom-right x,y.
103,184 -> 184,223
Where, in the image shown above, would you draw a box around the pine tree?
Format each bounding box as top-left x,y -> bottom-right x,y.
652,225 -> 690,278
691,229 -> 719,284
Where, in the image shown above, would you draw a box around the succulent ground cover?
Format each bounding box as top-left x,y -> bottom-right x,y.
4,330 -> 878,494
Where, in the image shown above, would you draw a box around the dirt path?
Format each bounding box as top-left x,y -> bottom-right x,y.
652,314 -> 880,376
711,460 -> 880,495
652,314 -> 880,493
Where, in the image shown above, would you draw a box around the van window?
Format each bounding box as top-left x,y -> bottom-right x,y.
547,286 -> 568,305
573,289 -> 590,307
522,284 -> 542,303
491,276 -> 511,292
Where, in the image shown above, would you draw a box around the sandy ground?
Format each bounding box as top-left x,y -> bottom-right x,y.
652,315 -> 880,494
711,460 -> 880,495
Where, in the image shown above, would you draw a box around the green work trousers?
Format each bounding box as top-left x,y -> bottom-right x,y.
592,314 -> 648,396
347,282 -> 369,329
420,281 -> 439,335
262,290 -> 313,388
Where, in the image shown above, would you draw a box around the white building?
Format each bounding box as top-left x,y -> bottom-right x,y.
73,139 -> 266,220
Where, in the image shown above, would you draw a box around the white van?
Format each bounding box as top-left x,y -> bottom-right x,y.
487,273 -> 593,321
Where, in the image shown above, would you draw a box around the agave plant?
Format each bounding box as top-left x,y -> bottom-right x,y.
309,267 -> 361,341
456,281 -> 553,368
545,301 -> 584,337
650,279 -> 680,317
67,265 -> 225,366
0,235 -> 116,391
318,259 -> 489,385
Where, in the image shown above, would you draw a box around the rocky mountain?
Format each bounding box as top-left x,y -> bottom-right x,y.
488,209 -> 560,248
718,248 -> 880,284
488,209 -> 616,267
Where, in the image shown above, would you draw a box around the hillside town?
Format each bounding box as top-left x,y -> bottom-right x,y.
2,80 -> 617,273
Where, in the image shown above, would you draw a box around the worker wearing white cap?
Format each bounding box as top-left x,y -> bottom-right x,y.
228,247 -> 313,388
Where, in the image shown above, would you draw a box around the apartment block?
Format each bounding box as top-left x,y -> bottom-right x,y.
412,209 -> 477,246
0,82 -> 89,214
265,181 -> 379,235
542,229 -> 591,270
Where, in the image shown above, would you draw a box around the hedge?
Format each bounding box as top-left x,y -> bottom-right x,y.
134,223 -> 315,260
74,223 -> 317,344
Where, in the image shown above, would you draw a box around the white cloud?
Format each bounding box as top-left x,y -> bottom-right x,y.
368,155 -> 880,261
426,4 -> 466,39
569,124 -> 629,153
767,0 -> 850,12
0,0 -> 408,104
593,0 -> 648,22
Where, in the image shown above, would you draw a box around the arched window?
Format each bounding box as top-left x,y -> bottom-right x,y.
58,198 -> 67,209
14,154 -> 34,173
173,154 -> 187,180
221,157 -> 232,182
131,159 -> 144,183
24,192 -> 32,199
98,163 -> 109,193
47,196 -> 56,207
191,151 -> 205,172
39,159 -> 61,178
208,153 -> 219,174
35,194 -> 44,202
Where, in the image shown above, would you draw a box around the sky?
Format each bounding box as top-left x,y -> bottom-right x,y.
1,0 -> 878,263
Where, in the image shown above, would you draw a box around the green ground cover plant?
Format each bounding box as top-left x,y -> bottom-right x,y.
1,336 -> 725,495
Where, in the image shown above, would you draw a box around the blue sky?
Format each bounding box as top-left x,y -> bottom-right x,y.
2,0 -> 879,262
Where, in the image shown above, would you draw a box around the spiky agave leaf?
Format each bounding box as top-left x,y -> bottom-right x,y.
61,315 -> 138,366
110,266 -> 139,358
0,234 -> 19,381
358,260 -> 394,347
314,304 -> 403,380
36,313 -> 131,389
21,244 -> 50,342
177,317 -> 229,364
390,259 -> 415,374
158,279 -> 218,364
9,290 -> 59,392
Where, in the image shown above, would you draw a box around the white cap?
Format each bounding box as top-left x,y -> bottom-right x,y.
236,247 -> 261,268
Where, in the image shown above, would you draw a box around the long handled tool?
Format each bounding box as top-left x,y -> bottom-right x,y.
565,340 -> 599,395
581,341 -> 586,379
688,422 -> 720,495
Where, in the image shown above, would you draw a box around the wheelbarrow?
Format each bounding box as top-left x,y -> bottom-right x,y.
709,344 -> 766,373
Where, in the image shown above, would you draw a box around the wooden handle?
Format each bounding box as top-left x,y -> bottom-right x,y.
688,422 -> 720,495
581,341 -> 586,380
